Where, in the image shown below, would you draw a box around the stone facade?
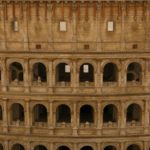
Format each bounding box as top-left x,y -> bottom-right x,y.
0,1 -> 150,150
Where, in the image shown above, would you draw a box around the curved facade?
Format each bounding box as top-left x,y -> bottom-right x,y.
0,0 -> 150,150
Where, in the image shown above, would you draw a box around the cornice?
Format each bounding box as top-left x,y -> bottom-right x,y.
0,0 -> 149,2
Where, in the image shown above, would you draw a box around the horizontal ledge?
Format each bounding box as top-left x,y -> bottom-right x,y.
0,0 -> 149,3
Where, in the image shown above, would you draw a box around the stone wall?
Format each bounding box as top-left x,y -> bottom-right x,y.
0,1 -> 150,150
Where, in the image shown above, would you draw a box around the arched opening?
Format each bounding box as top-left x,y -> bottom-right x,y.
127,104 -> 142,122
81,146 -> 94,150
33,104 -> 47,122
127,145 -> 140,150
56,63 -> 71,83
79,63 -> 94,83
0,106 -> 3,120
11,103 -> 24,121
56,104 -> 71,123
0,144 -> 3,150
10,62 -> 23,82
34,145 -> 47,150
103,63 -> 118,82
80,105 -> 94,123
104,146 -> 117,150
32,63 -> 47,82
12,144 -> 25,150
103,104 -> 118,123
127,62 -> 142,82
57,146 -> 70,150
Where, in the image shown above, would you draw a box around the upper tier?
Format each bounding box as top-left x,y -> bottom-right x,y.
0,1 -> 149,53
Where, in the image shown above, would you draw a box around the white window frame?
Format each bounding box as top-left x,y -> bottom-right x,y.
107,21 -> 114,32
65,65 -> 70,73
13,20 -> 19,32
59,21 -> 67,32
83,65 -> 89,73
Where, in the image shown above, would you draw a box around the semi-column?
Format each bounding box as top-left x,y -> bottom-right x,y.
1,58 -> 7,92
144,141 -> 148,150
4,141 -> 9,150
120,60 -> 127,87
120,101 -> 126,135
25,99 -> 31,135
24,58 -> 29,93
2,98 -> 8,133
72,102 -> 77,135
144,99 -> 149,134
97,101 -> 102,135
121,2 -> 126,52
72,60 -> 78,93
48,61 -> 53,92
96,3 -> 102,52
48,101 -> 54,135
72,3 -> 77,51
121,142 -> 125,150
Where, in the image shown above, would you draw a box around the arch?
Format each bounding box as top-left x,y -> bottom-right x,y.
11,103 -> 24,121
32,63 -> 47,82
127,144 -> 140,150
56,63 -> 71,82
104,146 -> 117,150
103,63 -> 118,82
12,144 -> 25,150
9,62 -> 23,82
81,146 -> 94,150
33,104 -> 47,122
56,104 -> 71,123
127,103 -> 142,122
0,105 -> 2,120
34,145 -> 47,150
80,105 -> 94,123
127,62 -> 142,82
57,146 -> 70,150
79,63 -> 94,82
103,104 -> 118,123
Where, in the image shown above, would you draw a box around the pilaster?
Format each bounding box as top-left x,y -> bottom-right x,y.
23,3 -> 29,51
72,102 -> 78,135
48,61 -> 53,92
2,98 -> 8,133
73,143 -> 77,150
144,99 -> 149,134
25,99 -> 31,135
96,3 -> 101,52
97,102 -> 102,135
48,101 -> 54,135
1,58 -> 7,92
72,60 -> 78,93
144,141 -> 148,150
4,141 -> 9,150
24,58 -> 29,93
96,62 -> 101,93
121,142 -> 125,150
72,3 -> 77,51
52,61 -> 56,91
120,60 -> 126,87
120,2 -> 126,52
120,101 -> 126,135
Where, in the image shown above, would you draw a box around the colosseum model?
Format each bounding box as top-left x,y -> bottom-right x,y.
0,0 -> 149,150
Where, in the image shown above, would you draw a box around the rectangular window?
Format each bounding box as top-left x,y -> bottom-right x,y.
107,21 -> 114,32
83,65 -> 89,73
59,21 -> 67,32
65,65 -> 70,73
13,20 -> 19,32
